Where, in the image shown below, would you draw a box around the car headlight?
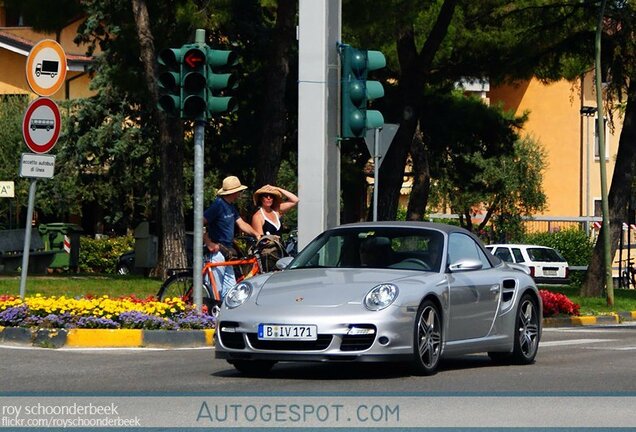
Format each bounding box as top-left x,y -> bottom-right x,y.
364,283 -> 399,311
225,282 -> 253,309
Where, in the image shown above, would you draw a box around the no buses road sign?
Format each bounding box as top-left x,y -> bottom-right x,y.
22,97 -> 61,154
25,39 -> 67,97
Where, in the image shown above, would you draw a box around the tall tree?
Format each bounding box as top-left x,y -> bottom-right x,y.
253,1 -> 296,188
581,1 -> 636,297
130,0 -> 187,275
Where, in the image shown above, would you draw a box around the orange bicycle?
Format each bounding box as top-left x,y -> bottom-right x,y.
156,236 -> 285,316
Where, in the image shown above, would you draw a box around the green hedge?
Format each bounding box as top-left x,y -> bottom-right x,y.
78,236 -> 134,274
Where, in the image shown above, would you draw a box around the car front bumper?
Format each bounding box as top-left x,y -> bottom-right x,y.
214,304 -> 416,363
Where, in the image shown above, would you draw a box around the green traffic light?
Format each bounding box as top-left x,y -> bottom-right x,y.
367,50 -> 386,72
156,47 -> 183,117
340,44 -> 386,138
205,47 -> 238,116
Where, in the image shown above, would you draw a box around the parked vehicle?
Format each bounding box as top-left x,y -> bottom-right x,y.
215,221 -> 542,376
115,250 -> 136,275
486,244 -> 569,285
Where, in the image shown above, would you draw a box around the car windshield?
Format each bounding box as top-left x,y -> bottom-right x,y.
288,227 -> 444,272
527,247 -> 565,262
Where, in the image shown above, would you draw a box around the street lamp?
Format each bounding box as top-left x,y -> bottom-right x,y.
580,106 -> 597,220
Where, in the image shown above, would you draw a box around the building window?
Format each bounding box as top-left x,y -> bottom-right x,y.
594,117 -> 609,160
594,199 -> 602,218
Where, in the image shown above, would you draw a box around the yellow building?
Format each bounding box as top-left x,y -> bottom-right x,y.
489,73 -> 620,219
0,7 -> 93,100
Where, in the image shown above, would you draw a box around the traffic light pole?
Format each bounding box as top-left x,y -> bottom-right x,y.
192,123 -> 205,313
373,128 -> 380,222
191,30 -> 207,313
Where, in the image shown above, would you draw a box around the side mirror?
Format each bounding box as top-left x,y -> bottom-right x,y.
448,259 -> 483,272
276,256 -> 294,270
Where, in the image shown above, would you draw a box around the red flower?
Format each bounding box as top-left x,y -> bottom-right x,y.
539,290 -> 580,317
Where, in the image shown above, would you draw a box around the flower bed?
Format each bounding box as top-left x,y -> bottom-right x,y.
0,294 -> 215,330
539,289 -> 580,317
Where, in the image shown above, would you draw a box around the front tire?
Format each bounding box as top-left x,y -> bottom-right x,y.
411,299 -> 442,376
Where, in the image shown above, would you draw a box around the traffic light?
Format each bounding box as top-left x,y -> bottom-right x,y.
340,44 -> 386,138
206,48 -> 238,114
157,42 -> 237,121
181,45 -> 208,120
157,47 -> 183,117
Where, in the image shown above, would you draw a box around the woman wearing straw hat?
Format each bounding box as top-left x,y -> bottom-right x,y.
203,176 -> 260,298
251,184 -> 299,237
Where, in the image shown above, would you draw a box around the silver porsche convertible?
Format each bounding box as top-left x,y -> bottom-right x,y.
215,221 -> 541,376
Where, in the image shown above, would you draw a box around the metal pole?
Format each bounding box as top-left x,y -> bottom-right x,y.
619,226 -> 624,288
193,121 -> 204,312
19,179 -> 37,299
373,128 -> 380,221
586,115 -> 590,217
192,29 -> 206,313
594,0 -> 613,304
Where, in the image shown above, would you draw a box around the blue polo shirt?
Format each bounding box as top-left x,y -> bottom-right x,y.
204,197 -> 240,247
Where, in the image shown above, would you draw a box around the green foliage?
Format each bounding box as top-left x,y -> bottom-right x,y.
0,96 -> 29,228
522,228 -> 593,267
78,236 -> 134,274
276,156 -> 299,231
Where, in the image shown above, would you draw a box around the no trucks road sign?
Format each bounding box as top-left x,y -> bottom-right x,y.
25,39 -> 67,97
22,97 -> 61,154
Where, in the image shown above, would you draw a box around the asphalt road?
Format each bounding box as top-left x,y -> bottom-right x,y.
1,323 -> 635,394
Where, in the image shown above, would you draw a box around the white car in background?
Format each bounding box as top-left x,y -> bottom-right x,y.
486,244 -> 569,284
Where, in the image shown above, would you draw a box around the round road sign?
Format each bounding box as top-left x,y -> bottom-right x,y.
25,39 -> 67,96
22,97 -> 61,154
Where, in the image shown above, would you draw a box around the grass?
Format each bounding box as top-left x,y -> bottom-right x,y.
0,274 -> 162,299
2,275 -> 636,317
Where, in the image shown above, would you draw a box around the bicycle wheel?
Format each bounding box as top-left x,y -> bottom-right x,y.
157,271 -> 193,302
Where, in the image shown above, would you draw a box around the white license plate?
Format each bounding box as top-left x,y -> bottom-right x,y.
258,324 -> 317,341
544,269 -> 558,276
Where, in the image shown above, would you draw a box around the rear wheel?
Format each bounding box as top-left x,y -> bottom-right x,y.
511,293 -> 540,364
411,300 -> 442,376
157,272 -> 193,301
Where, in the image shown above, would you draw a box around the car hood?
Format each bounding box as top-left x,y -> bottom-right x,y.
254,268 -> 436,307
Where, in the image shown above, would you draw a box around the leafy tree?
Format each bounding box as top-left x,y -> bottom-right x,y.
430,135 -> 547,239
409,91 -> 532,224
342,0 -> 596,221
0,96 -> 29,229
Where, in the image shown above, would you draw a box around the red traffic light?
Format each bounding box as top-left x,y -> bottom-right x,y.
184,49 -> 205,68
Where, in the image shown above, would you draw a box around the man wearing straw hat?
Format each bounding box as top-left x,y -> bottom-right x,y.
203,176 -> 260,298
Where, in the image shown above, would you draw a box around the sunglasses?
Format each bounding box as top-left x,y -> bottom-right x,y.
261,194 -> 275,199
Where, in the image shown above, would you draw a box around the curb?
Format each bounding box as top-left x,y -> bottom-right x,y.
0,326 -> 215,349
542,311 -> 636,328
